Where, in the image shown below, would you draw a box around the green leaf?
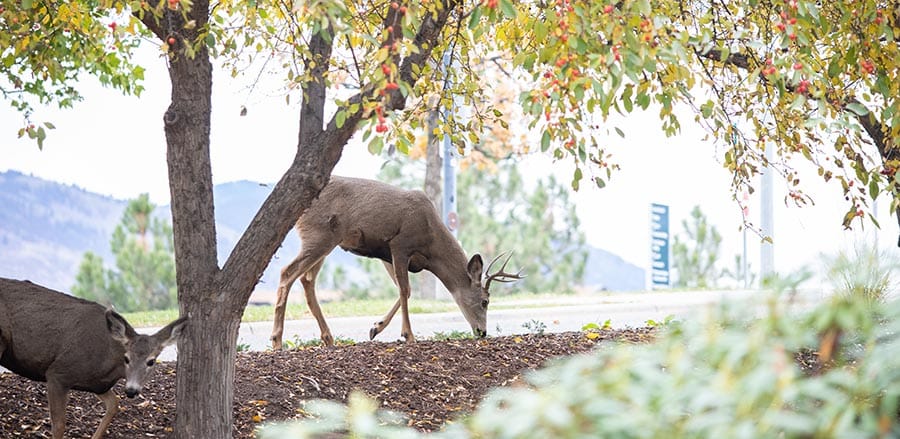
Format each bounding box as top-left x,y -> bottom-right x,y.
614,127 -> 625,138
367,135 -> 384,155
846,103 -> 869,116
22,0 -> 33,9
336,110 -> 347,128
499,0 -> 517,19
700,100 -> 714,118
572,167 -> 583,191
468,6 -> 483,30
541,130 -> 551,152
869,179 -> 880,200
534,20 -> 548,42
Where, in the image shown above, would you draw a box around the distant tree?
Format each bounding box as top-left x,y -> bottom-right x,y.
672,206 -> 723,289
457,164 -> 587,294
721,254 -> 757,288
72,194 -> 176,312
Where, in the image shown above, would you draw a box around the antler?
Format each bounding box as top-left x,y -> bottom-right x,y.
484,251 -> 525,293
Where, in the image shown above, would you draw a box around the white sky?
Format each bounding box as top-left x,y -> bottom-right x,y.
2,45 -> 897,286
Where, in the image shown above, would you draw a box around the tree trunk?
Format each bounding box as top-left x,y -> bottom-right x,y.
143,3 -> 458,437
158,8 -> 231,435
174,308 -> 240,438
417,109 -> 443,300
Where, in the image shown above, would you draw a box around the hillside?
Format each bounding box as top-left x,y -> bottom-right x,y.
0,171 -> 645,295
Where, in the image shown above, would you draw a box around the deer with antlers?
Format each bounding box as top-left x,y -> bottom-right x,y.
270,176 -> 523,349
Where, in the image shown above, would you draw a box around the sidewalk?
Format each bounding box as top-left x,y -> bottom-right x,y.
149,289 -> 829,361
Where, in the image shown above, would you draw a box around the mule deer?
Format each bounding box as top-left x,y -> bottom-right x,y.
0,278 -> 188,439
270,176 -> 523,349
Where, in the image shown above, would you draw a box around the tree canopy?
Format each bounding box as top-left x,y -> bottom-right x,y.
491,0 -> 899,230
6,1 -> 899,229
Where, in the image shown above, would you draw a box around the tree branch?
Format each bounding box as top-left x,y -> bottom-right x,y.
322,0 -> 459,156
699,48 -> 893,161
298,23 -> 336,145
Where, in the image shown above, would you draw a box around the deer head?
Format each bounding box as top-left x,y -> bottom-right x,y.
106,310 -> 188,398
453,252 -> 525,338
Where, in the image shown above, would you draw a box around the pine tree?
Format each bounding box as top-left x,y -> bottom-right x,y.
72,194 -> 176,311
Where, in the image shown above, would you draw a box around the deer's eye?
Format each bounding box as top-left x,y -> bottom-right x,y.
146,359 -> 156,367
124,356 -> 130,365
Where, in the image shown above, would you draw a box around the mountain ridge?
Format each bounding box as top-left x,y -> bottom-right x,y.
0,170 -> 645,296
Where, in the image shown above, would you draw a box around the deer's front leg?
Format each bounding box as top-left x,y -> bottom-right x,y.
91,390 -> 119,439
46,380 -> 69,439
300,260 -> 333,346
272,252 -> 321,350
391,256 -> 415,343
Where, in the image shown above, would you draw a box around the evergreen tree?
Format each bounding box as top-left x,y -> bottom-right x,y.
672,206 -> 723,288
72,194 -> 176,312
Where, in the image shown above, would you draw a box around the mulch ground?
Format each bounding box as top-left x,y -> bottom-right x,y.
0,329 -> 655,438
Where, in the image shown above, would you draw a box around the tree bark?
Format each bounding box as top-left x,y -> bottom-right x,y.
146,2 -> 459,436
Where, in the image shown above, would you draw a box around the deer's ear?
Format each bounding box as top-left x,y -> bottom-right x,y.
156,316 -> 189,347
106,309 -> 132,345
467,254 -> 484,280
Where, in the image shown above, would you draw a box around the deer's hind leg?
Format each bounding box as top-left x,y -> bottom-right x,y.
369,261 -> 402,340
271,239 -> 336,350
390,255 -> 416,343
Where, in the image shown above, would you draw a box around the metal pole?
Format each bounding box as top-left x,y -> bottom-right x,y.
760,142 -> 775,281
734,128 -> 750,288
440,50 -> 458,237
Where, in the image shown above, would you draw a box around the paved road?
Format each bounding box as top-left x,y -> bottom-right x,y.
150,289 -> 827,361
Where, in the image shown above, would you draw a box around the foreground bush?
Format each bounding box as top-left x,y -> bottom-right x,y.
260,292 -> 900,438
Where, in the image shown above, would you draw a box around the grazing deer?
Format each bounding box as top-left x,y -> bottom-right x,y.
0,278 -> 188,439
270,176 -> 523,349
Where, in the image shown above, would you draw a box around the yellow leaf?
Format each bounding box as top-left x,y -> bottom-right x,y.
585,332 -> 600,340
251,414 -> 263,423
483,372 -> 491,377
513,336 -> 523,343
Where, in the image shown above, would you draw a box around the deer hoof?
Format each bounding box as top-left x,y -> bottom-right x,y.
270,336 -> 283,351
401,332 -> 415,343
369,327 -> 379,340
322,334 -> 334,347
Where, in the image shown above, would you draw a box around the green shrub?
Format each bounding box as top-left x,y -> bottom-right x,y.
824,242 -> 898,306
259,292 -> 900,439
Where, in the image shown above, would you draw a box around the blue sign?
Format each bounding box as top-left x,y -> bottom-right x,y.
650,203 -> 670,287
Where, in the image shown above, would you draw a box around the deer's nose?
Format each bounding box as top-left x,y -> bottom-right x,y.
125,388 -> 140,398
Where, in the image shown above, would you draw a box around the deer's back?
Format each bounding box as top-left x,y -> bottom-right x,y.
297,177 -> 446,263
0,278 -> 125,392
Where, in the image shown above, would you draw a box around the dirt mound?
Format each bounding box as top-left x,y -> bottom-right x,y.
0,330 -> 653,437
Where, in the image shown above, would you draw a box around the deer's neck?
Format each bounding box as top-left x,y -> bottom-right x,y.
429,235 -> 471,293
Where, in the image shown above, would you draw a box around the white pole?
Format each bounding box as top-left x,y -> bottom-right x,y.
760,142 -> 775,280
440,50 -> 457,238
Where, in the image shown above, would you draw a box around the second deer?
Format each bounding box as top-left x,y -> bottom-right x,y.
0,277 -> 187,439
270,176 -> 523,348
